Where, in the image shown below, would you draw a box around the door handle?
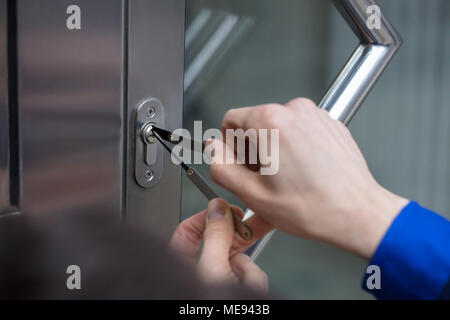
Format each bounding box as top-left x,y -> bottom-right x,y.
320,0 -> 402,124
247,0 -> 403,260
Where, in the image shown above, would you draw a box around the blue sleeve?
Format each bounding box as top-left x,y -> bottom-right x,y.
362,201 -> 450,300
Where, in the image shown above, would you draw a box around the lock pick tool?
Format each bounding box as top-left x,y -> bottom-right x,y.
150,126 -> 253,241
150,126 -> 206,154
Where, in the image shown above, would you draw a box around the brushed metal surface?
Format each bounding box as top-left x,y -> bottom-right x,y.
17,0 -> 124,218
125,0 -> 185,238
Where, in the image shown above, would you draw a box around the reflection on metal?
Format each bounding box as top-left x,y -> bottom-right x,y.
248,0 -> 402,261
321,0 -> 403,125
184,9 -> 254,108
17,0 -> 124,217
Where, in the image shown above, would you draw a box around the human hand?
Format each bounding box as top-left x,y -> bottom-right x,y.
210,98 -> 408,259
170,199 -> 268,294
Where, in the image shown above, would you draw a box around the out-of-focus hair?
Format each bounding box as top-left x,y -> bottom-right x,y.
0,212 -> 258,300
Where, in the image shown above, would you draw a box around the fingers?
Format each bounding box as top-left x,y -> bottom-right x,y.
176,199 -> 273,291
230,205 -> 245,219
230,253 -> 269,295
222,104 -> 284,134
170,202 -> 274,267
222,98 -> 318,136
222,107 -> 255,134
198,199 -> 236,283
210,139 -> 259,201
242,213 -> 274,240
284,97 -> 317,112
170,210 -> 207,265
230,213 -> 275,255
209,139 -> 275,250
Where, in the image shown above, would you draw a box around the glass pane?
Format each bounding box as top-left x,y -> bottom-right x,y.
183,0 -> 450,299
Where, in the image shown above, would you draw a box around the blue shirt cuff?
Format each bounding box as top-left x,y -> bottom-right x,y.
362,201 -> 450,299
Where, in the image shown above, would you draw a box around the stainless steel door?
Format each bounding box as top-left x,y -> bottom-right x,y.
1,0 -> 185,237
126,0 -> 185,237
17,0 -> 125,218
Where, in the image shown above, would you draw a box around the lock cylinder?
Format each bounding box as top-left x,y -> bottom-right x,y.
141,123 -> 157,145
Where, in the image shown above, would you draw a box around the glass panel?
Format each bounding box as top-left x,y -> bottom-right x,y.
183,0 -> 450,299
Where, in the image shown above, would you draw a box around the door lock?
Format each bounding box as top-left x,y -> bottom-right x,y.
135,98 -> 165,188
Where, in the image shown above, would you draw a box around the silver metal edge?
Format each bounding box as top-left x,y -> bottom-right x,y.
0,0 -> 10,215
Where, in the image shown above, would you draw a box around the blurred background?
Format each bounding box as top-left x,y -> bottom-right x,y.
182,0 -> 450,299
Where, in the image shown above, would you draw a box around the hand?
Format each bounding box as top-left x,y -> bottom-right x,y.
170,199 -> 268,295
210,98 -> 409,259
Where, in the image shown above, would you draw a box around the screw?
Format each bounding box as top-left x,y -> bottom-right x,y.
145,170 -> 154,182
147,106 -> 156,118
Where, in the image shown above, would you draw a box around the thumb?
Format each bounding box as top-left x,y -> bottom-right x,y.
198,198 -> 235,282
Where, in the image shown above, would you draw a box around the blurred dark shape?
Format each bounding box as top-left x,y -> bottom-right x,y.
0,212 -> 259,300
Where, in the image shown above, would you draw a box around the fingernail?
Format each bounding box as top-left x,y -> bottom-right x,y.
207,199 -> 227,221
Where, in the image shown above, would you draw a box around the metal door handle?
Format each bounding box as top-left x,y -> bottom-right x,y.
320,0 -> 402,124
247,0 -> 402,260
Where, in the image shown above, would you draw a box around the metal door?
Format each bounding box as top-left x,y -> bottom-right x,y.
0,0 -> 185,238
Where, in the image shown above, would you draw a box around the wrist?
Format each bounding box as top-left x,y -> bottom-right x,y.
350,185 -> 409,260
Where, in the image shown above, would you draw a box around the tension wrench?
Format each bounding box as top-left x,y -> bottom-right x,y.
151,127 -> 253,241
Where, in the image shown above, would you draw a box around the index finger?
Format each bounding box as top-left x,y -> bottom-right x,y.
221,103 -> 285,135
221,107 -> 255,136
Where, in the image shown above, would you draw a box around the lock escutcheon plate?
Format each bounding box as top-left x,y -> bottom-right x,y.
135,98 -> 165,188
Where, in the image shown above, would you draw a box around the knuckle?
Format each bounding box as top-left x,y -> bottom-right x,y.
204,223 -> 223,239
269,112 -> 286,129
223,109 -> 236,122
258,104 -> 285,128
297,103 -> 318,120
318,109 -> 331,119
287,97 -> 316,109
288,98 -> 319,121
257,270 -> 269,284
222,109 -> 238,128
